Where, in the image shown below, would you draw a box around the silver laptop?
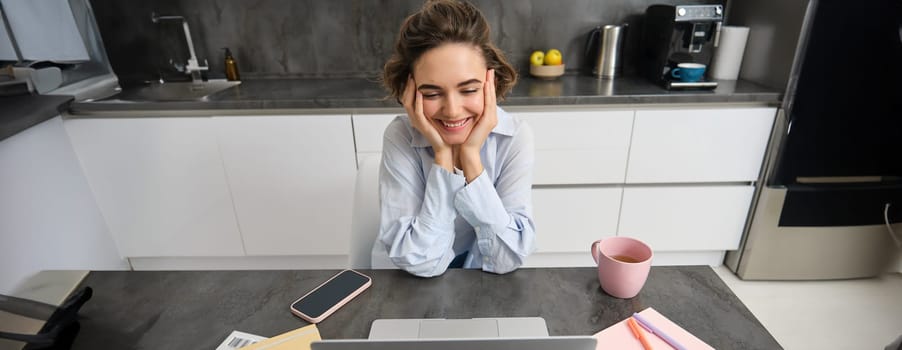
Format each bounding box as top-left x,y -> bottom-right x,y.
310,317 -> 597,350
369,317 -> 550,339
310,336 -> 598,350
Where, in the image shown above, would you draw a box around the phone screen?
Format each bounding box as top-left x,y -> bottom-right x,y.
291,270 -> 370,318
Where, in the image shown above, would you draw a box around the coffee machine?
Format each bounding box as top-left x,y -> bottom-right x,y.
640,4 -> 723,89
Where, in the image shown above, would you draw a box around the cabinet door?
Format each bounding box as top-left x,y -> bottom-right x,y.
215,115 -> 357,255
517,111 -> 633,185
626,108 -> 775,183
64,118 -> 244,257
2,117 -> 128,292
618,186 -> 754,251
532,187 -> 621,253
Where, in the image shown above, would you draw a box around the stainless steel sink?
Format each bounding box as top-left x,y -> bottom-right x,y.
110,80 -> 240,101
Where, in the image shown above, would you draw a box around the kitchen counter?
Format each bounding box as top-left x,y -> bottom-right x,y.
0,94 -> 73,142
69,75 -> 782,114
70,266 -> 782,349
2,76 -> 779,138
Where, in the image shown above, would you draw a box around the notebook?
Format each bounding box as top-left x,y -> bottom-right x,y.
593,307 -> 714,350
239,324 -> 321,350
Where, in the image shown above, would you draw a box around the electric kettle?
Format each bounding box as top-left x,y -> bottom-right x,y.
585,24 -> 627,79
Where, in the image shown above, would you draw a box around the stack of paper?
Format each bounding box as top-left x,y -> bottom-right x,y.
216,324 -> 321,350
593,307 -> 713,350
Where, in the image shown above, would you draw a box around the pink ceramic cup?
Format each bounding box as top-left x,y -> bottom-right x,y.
590,237 -> 653,299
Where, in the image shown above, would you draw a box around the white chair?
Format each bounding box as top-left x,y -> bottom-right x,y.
348,154 -> 396,269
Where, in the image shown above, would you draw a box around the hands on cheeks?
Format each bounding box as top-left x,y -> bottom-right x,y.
404,76 -> 449,153
404,76 -> 455,172
402,69 -> 497,182
458,69 -> 496,182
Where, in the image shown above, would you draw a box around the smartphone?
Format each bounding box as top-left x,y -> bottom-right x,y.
289,269 -> 372,323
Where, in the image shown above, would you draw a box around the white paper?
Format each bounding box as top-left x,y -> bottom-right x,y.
215,330 -> 268,350
710,26 -> 750,80
0,0 -> 90,62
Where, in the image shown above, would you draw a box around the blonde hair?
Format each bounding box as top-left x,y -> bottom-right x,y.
382,0 -> 517,103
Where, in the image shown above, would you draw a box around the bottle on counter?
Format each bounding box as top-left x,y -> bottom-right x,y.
222,48 -> 240,81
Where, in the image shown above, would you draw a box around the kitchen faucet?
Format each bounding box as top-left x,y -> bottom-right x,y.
151,12 -> 208,85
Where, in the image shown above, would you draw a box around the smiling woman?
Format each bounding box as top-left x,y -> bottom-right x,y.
375,0 -> 535,278
411,43 -> 486,146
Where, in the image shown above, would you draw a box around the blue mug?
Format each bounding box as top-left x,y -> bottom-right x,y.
670,63 -> 707,82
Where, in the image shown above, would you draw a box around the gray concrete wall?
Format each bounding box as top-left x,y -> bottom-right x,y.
90,0 -> 721,84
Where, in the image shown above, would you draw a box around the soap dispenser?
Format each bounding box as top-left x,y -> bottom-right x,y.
222,48 -> 240,81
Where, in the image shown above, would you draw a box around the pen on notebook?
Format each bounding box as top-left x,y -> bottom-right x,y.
632,312 -> 688,350
627,317 -> 654,350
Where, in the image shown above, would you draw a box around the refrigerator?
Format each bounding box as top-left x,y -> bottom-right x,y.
724,0 -> 902,280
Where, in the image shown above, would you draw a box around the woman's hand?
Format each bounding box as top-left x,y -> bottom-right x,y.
458,69 -> 497,182
403,77 -> 453,171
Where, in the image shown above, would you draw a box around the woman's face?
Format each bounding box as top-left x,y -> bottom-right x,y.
412,43 -> 487,145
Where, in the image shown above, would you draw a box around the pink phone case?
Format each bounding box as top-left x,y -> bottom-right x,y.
289,269 -> 372,323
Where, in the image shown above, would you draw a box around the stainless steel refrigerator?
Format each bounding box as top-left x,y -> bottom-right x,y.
724,0 -> 902,280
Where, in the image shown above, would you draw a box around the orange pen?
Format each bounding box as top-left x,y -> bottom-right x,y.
628,317 -> 654,350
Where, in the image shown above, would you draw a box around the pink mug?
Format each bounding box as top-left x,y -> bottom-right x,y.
590,237 -> 653,299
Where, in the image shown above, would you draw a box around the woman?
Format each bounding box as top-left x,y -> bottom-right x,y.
376,0 -> 535,277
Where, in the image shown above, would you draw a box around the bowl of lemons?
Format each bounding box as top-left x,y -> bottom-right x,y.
529,49 -> 565,79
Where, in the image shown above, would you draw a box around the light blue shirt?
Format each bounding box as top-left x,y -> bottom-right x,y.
377,107 -> 536,277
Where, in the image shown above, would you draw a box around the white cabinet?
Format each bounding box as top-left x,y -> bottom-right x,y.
66,115 -> 359,260
532,187 -> 620,253
521,107 -> 774,265
626,108 -> 775,183
518,111 -> 633,185
59,105 -> 775,268
1,116 -> 127,294
618,186 -> 755,251
64,117 -> 244,257
215,115 -> 357,255
352,113 -> 398,166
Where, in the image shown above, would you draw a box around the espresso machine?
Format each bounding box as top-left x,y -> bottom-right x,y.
640,4 -> 723,89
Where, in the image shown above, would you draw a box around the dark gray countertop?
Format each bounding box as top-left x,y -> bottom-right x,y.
0,94 -> 73,142
71,266 -> 782,349
69,75 -> 782,114
3,76 -> 781,139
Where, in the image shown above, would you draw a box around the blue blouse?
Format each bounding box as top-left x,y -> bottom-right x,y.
376,107 -> 536,277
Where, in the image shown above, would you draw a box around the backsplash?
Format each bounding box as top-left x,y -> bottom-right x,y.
91,0 -> 722,85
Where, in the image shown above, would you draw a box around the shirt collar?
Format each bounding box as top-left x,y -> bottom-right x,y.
411,106 -> 515,148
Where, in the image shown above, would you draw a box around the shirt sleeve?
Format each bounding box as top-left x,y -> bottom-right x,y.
454,122 -> 536,274
376,119 -> 465,277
